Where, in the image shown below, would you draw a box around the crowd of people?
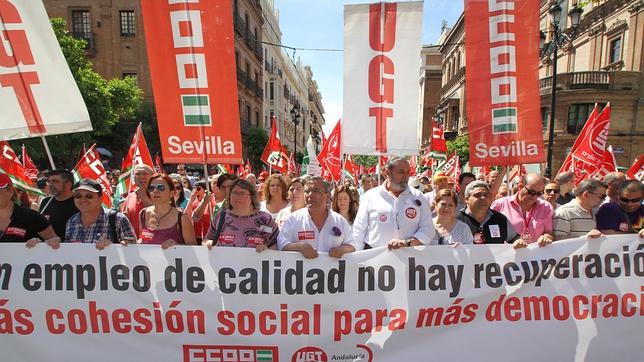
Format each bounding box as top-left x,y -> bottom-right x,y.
1,157 -> 642,258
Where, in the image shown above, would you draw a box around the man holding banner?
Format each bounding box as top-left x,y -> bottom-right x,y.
40,169 -> 78,239
121,165 -> 154,235
353,158 -> 435,249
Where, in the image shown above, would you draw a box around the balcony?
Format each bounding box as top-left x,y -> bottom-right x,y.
540,70 -> 643,95
234,14 -> 247,38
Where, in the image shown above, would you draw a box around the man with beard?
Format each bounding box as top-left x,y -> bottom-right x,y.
353,157 -> 435,249
39,169 -> 78,239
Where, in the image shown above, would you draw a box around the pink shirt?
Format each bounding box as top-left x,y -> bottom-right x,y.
490,195 -> 553,243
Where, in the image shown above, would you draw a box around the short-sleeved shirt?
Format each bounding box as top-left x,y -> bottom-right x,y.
595,202 -> 644,233
491,195 -> 553,243
353,185 -> 436,248
1,204 -> 50,243
278,208 -> 359,252
431,219 -> 474,245
40,196 -> 78,239
65,208 -> 136,243
206,210 -> 278,248
553,199 -> 596,240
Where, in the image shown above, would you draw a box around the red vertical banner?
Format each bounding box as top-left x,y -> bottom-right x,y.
141,0 -> 242,164
465,0 -> 544,166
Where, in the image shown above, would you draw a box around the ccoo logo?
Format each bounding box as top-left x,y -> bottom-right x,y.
291,346 -> 328,362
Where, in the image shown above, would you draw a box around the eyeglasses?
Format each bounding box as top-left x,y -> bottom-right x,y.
73,193 -> 95,200
544,189 -> 560,194
620,197 -> 642,203
147,184 -> 167,192
230,190 -> 250,197
525,188 -> 544,197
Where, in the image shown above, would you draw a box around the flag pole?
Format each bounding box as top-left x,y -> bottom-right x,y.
40,136 -> 56,170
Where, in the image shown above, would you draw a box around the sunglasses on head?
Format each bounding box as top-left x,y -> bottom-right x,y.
73,193 -> 95,200
620,197 -> 642,203
525,188 -> 543,197
147,184 -> 167,192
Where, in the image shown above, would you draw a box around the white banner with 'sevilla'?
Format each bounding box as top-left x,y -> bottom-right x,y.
0,0 -> 91,141
343,2 -> 423,156
0,236 -> 642,361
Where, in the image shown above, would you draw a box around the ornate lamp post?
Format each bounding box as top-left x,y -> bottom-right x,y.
540,3 -> 583,178
290,105 -> 301,160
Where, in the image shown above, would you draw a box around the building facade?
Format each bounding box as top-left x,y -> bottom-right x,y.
437,14 -> 466,140
419,42 -> 446,149
539,0 -> 643,170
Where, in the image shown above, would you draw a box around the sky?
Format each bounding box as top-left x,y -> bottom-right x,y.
275,0 -> 464,135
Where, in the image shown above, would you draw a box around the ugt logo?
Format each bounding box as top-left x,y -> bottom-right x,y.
291,346 -> 327,362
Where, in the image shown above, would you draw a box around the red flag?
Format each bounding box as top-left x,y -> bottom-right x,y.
287,152 -> 296,174
570,103 -> 611,184
0,142 -> 42,195
73,145 -> 113,208
245,159 -> 251,175
430,118 -> 447,154
439,153 -> 459,179
261,117 -> 289,173
379,155 -> 389,169
625,155 -> 644,181
21,145 -> 38,179
154,153 -> 164,174
590,146 -> 618,180
408,155 -> 418,176
117,123 -> 154,195
344,154 -> 359,181
317,120 -> 342,181
557,104 -> 600,177
366,165 -> 376,174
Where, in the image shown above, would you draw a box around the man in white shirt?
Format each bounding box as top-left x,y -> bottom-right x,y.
278,177 -> 359,258
353,157 -> 436,249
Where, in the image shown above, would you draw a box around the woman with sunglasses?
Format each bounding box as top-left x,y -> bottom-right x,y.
0,173 -> 59,248
275,177 -> 306,227
260,174 -> 289,220
431,189 -> 473,245
203,179 -> 278,251
170,174 -> 189,211
138,174 -> 196,248
186,180 -> 216,243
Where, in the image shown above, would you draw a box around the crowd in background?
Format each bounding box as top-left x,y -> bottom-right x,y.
1,157 -> 642,258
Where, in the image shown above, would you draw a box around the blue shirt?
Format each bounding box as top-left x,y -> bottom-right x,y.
65,208 -> 136,243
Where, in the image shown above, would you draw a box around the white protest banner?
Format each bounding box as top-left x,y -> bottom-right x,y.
343,2 -> 423,156
0,0 -> 91,141
0,236 -> 641,361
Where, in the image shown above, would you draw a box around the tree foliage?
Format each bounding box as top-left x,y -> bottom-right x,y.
11,18 -> 143,169
447,134 -> 469,165
243,127 -> 268,173
352,155 -> 378,168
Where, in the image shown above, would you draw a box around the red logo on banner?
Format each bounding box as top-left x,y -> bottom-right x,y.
292,347 -> 328,362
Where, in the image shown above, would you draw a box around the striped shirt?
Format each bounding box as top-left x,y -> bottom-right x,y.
431,219 -> 474,245
554,199 -> 595,240
65,208 -> 136,243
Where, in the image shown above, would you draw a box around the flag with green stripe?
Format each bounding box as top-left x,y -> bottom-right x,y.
181,94 -> 211,126
492,107 -> 517,134
256,349 -> 274,361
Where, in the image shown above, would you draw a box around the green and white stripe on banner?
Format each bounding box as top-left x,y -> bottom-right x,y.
492,107 -> 517,134
256,349 -> 274,361
181,94 -> 211,126
0,167 -> 45,196
429,151 -> 447,160
216,164 -> 229,174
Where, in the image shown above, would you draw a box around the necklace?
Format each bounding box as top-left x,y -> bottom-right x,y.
152,207 -> 173,229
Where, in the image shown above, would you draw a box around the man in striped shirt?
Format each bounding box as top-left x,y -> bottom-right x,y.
554,179 -> 606,240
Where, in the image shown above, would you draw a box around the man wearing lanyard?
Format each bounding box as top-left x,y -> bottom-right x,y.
491,173 -> 554,248
353,157 -> 435,249
278,177 -> 359,258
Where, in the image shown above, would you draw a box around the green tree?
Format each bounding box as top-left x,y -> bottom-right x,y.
12,18 -> 143,169
447,134 -> 469,165
243,127 -> 268,173
353,155 -> 378,168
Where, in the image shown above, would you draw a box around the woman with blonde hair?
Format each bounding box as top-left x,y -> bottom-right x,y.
275,177 -> 306,227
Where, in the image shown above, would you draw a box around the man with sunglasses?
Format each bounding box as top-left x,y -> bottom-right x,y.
39,169 -> 79,239
595,180 -> 644,236
65,179 -> 136,247
543,182 -> 561,210
554,179 -> 607,240
491,173 -> 554,248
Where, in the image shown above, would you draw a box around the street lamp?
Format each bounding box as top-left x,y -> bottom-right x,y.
290,105 -> 301,162
541,3 -> 583,178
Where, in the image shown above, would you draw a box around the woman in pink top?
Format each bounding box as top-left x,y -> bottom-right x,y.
203,179 -> 278,252
138,174 -> 196,248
